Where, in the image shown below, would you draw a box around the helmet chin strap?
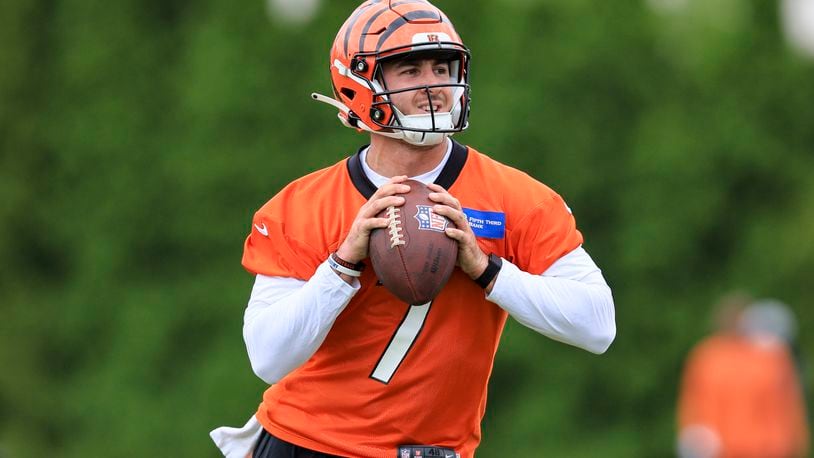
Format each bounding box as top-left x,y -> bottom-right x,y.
391,106 -> 453,146
311,92 -> 454,146
397,130 -> 449,146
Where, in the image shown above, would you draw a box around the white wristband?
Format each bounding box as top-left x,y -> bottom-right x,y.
328,254 -> 363,277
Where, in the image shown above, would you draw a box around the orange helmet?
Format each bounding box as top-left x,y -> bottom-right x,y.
312,0 -> 471,146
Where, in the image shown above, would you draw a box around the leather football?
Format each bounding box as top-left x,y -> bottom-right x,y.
369,180 -> 458,305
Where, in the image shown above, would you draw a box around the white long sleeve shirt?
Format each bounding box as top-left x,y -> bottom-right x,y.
244,246 -> 615,385
244,141 -> 615,384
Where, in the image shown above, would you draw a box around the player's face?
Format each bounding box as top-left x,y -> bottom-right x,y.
380,57 -> 454,116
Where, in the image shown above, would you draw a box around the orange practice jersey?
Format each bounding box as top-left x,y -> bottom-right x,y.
242,141 -> 583,457
678,334 -> 810,458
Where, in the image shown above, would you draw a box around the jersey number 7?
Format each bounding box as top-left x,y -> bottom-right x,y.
369,301 -> 432,384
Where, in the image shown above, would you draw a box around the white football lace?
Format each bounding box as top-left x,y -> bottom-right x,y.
386,206 -> 406,248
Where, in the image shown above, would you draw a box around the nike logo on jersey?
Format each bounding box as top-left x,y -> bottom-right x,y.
254,223 -> 269,237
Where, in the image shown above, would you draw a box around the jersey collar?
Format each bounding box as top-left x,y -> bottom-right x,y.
346,140 -> 469,199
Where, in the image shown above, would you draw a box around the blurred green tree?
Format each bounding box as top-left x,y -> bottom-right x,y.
1,0 -> 811,456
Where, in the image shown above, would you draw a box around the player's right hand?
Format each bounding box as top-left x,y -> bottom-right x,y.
335,176 -> 411,264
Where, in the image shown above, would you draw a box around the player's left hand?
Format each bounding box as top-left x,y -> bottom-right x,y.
427,183 -> 489,280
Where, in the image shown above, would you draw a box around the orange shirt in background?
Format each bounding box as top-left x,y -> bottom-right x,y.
678,334 -> 809,458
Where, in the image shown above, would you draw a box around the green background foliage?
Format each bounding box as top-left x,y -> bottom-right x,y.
1,0 -> 812,456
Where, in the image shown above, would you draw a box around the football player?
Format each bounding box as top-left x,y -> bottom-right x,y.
212,1 -> 616,457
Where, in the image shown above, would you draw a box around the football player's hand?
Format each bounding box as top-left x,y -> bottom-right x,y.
335,176 -> 411,264
426,184 -> 488,280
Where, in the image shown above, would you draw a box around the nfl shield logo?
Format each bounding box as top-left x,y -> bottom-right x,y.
400,449 -> 411,458
414,205 -> 448,232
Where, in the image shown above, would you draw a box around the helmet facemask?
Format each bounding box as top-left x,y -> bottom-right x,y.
366,47 -> 471,146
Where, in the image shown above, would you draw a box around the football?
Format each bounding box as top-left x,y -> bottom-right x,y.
369,180 -> 458,305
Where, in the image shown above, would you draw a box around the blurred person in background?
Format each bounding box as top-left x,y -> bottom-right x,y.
210,0 -> 615,457
677,293 -> 809,458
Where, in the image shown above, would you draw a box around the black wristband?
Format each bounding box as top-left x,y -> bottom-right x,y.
330,252 -> 365,272
474,253 -> 502,289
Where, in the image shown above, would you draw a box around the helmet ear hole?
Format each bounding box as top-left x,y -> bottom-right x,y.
340,88 -> 356,100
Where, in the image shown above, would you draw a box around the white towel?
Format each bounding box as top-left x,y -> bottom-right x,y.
210,415 -> 263,458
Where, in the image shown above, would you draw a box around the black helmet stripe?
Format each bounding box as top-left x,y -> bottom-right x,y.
376,10 -> 443,52
357,0 -> 427,54
342,1 -> 386,57
357,6 -> 390,53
